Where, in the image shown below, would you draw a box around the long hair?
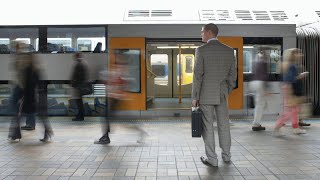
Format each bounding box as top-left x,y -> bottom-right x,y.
281,48 -> 302,74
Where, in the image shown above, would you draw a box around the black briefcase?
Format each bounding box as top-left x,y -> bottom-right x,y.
191,107 -> 203,137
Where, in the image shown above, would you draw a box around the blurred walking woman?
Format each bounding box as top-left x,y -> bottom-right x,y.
8,53 -> 52,141
273,48 -> 307,136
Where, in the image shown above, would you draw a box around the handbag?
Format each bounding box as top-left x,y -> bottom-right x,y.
191,107 -> 203,137
79,82 -> 93,95
292,79 -> 303,96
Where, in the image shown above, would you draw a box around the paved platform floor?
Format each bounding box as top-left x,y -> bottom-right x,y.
0,117 -> 320,180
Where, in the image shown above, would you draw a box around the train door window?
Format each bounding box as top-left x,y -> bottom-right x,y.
233,48 -> 239,89
151,54 -> 169,86
0,28 -> 38,53
47,27 -> 106,53
176,54 -> 194,85
185,56 -> 193,73
114,49 -> 141,93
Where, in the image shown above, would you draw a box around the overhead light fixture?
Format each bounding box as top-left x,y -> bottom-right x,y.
243,46 -> 254,49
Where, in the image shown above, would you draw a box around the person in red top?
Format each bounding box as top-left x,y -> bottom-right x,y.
94,63 -> 129,144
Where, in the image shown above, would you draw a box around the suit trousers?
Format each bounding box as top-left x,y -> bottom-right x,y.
200,94 -> 231,161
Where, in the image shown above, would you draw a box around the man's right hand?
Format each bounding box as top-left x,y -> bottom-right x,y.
192,99 -> 199,107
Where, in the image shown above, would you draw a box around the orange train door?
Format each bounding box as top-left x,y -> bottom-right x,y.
109,37 -> 146,110
219,37 -> 243,109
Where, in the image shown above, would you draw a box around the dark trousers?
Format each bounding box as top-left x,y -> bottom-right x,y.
38,82 -> 53,134
101,98 -> 118,137
26,114 -> 36,128
76,98 -> 84,120
8,85 -> 23,139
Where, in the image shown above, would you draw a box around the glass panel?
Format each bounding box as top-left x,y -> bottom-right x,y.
185,56 -> 193,73
0,28 -> 38,53
151,54 -> 168,86
114,49 -> 141,93
77,37 -> 105,52
47,27 -> 105,53
176,54 -> 194,85
233,49 -> 239,89
47,38 -> 72,52
243,45 -> 282,74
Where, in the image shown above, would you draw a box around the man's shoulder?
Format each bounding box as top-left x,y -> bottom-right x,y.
217,41 -> 234,51
197,44 -> 207,50
199,41 -> 233,50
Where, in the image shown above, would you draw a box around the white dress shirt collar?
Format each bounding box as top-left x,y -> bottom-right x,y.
207,37 -> 218,43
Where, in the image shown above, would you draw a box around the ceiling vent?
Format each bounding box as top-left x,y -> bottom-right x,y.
252,11 -> 271,20
235,10 -> 253,20
125,9 -> 173,20
127,10 -> 149,17
216,10 -> 233,20
199,10 -> 216,20
270,11 -> 288,21
151,10 -> 172,17
316,11 -> 320,18
199,10 -> 234,21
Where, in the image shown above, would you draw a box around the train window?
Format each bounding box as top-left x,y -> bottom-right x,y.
151,54 -> 168,86
77,37 -> 106,52
0,38 -> 9,54
47,27 -> 105,53
0,38 -> 9,45
0,28 -> 38,53
243,45 -> 281,74
47,38 -> 72,52
114,49 -> 141,93
185,56 -> 193,73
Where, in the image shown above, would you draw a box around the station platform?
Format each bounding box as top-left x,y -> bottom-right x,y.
0,117 -> 320,180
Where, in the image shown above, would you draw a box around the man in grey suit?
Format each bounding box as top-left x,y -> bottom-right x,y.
192,23 -> 237,167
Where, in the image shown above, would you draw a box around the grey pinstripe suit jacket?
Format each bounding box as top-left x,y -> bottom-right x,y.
192,40 -> 237,105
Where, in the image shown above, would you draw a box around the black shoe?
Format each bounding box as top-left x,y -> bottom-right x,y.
94,136 -> 110,144
21,126 -> 35,130
299,122 -> 311,126
40,130 -> 54,142
252,125 -> 266,131
72,118 -> 84,121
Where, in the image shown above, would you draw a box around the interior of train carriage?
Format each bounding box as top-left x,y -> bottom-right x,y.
144,37 -> 244,110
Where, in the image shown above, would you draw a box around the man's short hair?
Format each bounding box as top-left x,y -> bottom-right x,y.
203,23 -> 219,36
